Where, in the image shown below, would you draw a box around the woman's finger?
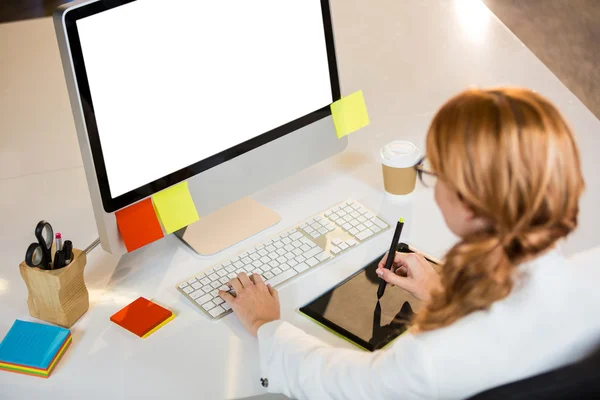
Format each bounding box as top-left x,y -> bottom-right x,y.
238,272 -> 253,288
376,267 -> 414,293
252,273 -> 266,288
228,277 -> 243,293
219,290 -> 236,304
267,284 -> 279,301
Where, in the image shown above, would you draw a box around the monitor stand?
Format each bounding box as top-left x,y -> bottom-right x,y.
175,197 -> 281,256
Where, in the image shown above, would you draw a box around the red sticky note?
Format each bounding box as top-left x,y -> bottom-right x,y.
115,198 -> 164,252
110,297 -> 172,338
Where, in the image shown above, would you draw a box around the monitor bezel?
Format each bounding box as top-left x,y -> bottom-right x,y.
63,0 -> 341,213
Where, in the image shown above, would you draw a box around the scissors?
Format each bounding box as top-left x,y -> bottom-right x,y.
25,221 -> 54,270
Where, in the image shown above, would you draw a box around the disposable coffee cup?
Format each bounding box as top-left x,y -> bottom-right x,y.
380,141 -> 421,195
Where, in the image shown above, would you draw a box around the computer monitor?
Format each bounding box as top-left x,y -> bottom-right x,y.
54,0 -> 346,256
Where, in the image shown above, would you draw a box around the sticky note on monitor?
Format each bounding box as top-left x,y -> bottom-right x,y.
152,181 -> 199,234
115,198 -> 164,252
330,90 -> 370,138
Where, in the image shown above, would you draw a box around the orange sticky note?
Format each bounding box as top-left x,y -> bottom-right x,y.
110,297 -> 173,338
115,198 -> 164,252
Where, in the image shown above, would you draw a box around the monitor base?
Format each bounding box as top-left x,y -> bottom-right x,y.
175,197 -> 281,256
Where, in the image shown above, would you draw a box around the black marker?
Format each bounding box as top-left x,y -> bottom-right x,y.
377,218 -> 404,299
63,240 -> 73,265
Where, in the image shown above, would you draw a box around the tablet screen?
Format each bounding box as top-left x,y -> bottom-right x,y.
300,244 -> 439,351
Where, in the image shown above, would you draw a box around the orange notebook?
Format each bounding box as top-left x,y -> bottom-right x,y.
110,297 -> 173,338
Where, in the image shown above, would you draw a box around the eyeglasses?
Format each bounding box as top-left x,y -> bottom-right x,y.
414,156 -> 438,188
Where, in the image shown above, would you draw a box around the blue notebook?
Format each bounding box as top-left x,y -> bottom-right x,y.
0,320 -> 70,369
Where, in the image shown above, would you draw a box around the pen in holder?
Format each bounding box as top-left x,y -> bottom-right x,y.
19,247 -> 89,328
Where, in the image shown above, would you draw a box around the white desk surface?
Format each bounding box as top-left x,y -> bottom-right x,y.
1,1 -> 599,399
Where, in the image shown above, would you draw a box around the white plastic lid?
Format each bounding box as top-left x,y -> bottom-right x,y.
380,141 -> 421,168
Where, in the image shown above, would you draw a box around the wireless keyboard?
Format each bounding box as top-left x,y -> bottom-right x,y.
177,199 -> 390,320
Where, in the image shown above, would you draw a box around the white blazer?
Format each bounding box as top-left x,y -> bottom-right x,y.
257,248 -> 600,399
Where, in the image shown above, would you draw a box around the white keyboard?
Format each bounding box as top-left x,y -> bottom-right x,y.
177,199 -> 390,320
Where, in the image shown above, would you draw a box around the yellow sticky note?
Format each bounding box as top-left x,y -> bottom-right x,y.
152,181 -> 199,234
330,90 -> 370,138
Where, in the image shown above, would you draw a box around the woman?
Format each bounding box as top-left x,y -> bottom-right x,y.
219,87 -> 600,399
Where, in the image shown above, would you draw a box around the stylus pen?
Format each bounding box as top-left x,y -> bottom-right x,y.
377,218 -> 404,299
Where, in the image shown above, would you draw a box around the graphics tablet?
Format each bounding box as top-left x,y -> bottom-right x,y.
299,243 -> 441,351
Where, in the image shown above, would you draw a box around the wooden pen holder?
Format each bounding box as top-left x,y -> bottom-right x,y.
19,248 -> 89,328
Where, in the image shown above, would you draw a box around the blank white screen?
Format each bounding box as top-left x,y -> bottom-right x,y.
76,0 -> 332,198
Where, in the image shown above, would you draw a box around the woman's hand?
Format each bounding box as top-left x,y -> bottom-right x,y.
219,272 -> 280,336
376,252 -> 442,301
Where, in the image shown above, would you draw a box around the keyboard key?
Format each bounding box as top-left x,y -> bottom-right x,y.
239,252 -> 248,258
351,211 -> 360,218
209,273 -> 220,281
316,252 -> 331,262
280,231 -> 290,238
339,242 -> 349,250
212,281 -> 222,289
282,237 -> 292,245
260,256 -> 271,264
183,286 -> 194,294
285,253 -> 295,261
269,260 -> 280,268
332,238 -> 342,246
294,262 -> 309,273
325,224 -> 336,231
356,224 -> 367,231
351,220 -> 360,227
284,244 -> 295,252
372,225 -> 381,233
300,244 -> 311,252
280,262 -> 290,271
272,267 -> 283,275
277,256 -> 287,264
318,227 -> 329,235
227,272 -> 237,279
325,210 -> 332,216
266,245 -> 276,252
195,293 -> 213,305
233,261 -> 244,269
306,257 -> 319,267
310,232 -> 321,239
236,268 -> 246,275
329,214 -> 339,222
293,248 -> 303,256
248,248 -> 256,254
219,285 -> 229,292
178,282 -> 188,289
258,249 -> 268,256
209,305 -> 226,317
304,226 -> 314,234
187,278 -> 198,285
356,229 -> 375,241
213,297 -> 224,305
218,269 -> 228,277
190,290 -> 204,300
277,248 -> 287,256
315,215 -> 323,221
274,241 -> 284,249
364,220 -> 374,228
264,271 -> 275,279
300,237 -> 313,245
352,203 -> 362,210
252,260 -> 264,268
200,277 -> 211,286
231,255 -> 240,262
332,206 -> 340,212
192,282 -> 202,290
344,206 -> 353,213
304,247 -> 322,259
222,303 -> 231,311
253,268 -> 264,275
219,276 -> 229,285
344,215 -> 353,223
358,216 -> 367,223
346,239 -> 358,246
342,223 -> 352,231
331,246 -> 341,255
296,255 -> 306,263
299,222 -> 308,229
210,289 -> 220,297
269,252 -> 279,260
290,231 -> 303,240
265,268 -> 298,287
203,301 -> 216,311
373,218 -> 388,229
250,253 -> 260,261
202,285 -> 213,293
364,212 -> 374,219
272,235 -> 281,241
337,210 -> 347,217
292,240 -> 303,248
288,259 -> 298,267
311,222 -> 322,230
349,228 -> 359,236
